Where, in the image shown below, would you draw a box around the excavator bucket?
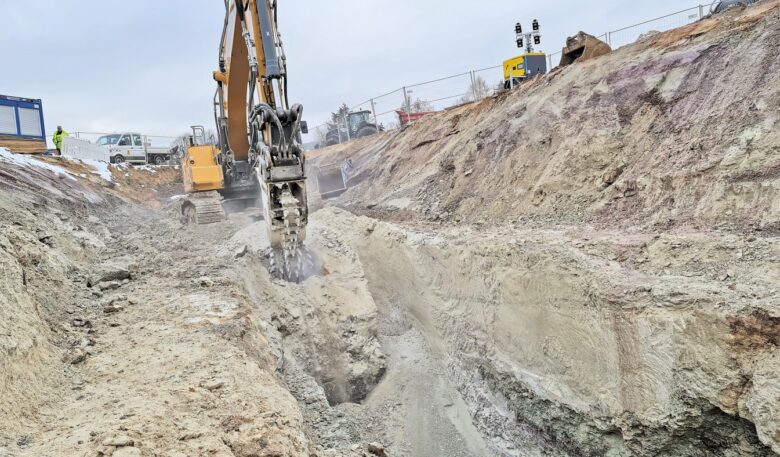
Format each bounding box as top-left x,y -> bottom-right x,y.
316,162 -> 348,199
559,32 -> 612,67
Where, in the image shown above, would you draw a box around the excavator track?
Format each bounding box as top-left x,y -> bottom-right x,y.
183,191 -> 226,225
268,187 -> 306,281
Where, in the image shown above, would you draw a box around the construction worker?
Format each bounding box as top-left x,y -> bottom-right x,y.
52,126 -> 69,156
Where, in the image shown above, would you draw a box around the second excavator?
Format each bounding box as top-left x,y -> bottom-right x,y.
181,0 -> 308,280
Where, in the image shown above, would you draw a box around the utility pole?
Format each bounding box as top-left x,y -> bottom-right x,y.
403,87 -> 415,124
343,112 -> 351,142
370,98 -> 378,127
470,71 -> 478,101
402,87 -> 412,113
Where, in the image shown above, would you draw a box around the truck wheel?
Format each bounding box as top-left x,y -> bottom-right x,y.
357,126 -> 378,138
154,155 -> 166,165
325,139 -> 339,147
113,155 -> 125,164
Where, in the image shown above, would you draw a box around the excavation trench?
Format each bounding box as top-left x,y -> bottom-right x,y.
1,158 -> 776,456
242,208 -> 777,457
233,210 -> 497,456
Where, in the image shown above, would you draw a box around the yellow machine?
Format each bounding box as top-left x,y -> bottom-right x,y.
503,52 -> 548,89
181,0 -> 309,280
181,127 -> 227,224
503,20 -> 548,89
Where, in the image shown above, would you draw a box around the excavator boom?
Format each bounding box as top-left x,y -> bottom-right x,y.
183,0 -> 309,281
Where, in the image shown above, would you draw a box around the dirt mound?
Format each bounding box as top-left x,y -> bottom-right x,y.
0,151 -> 181,210
312,1 -> 780,233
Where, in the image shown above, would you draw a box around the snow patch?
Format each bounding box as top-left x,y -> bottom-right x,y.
79,159 -> 114,182
0,148 -> 76,180
135,165 -> 158,173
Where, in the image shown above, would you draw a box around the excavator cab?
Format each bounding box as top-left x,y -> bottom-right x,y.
180,126 -> 227,224
182,126 -> 223,194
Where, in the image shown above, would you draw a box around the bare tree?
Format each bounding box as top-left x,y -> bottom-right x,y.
328,103 -> 351,129
405,98 -> 435,113
315,124 -> 330,147
458,76 -> 492,104
317,103 -> 352,145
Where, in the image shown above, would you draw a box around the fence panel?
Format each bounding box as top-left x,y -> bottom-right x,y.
367,87 -> 407,130
473,65 -> 504,98
605,6 -> 705,49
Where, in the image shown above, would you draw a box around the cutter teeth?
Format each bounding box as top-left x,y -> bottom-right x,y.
268,188 -> 305,282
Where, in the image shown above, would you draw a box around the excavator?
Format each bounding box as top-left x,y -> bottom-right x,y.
181,0 -> 309,280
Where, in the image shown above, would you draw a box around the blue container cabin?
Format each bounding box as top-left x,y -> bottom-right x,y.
0,95 -> 47,154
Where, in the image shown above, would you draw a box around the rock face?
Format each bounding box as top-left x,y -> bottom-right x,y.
0,187 -> 81,442
306,2 -> 780,455
317,210 -> 779,456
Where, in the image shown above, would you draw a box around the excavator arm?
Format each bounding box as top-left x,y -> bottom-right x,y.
213,0 -> 309,279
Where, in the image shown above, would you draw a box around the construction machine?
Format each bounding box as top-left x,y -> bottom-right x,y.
711,0 -> 761,14
180,0 -> 309,280
324,110 -> 382,146
502,19 -> 548,89
503,53 -> 548,89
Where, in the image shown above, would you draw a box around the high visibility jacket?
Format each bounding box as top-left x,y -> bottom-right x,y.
53,130 -> 69,149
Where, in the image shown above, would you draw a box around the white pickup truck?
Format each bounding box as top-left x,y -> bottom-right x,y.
95,133 -> 174,165
62,133 -> 174,165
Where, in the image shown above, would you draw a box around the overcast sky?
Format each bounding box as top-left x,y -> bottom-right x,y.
1,1 -> 700,144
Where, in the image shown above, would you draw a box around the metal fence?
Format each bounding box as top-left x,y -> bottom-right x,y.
547,5 -> 710,64
310,2 -> 716,146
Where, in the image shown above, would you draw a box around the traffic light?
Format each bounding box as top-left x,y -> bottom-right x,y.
532,19 -> 540,31
534,35 -> 541,45
517,38 -> 524,48
515,23 -> 523,34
